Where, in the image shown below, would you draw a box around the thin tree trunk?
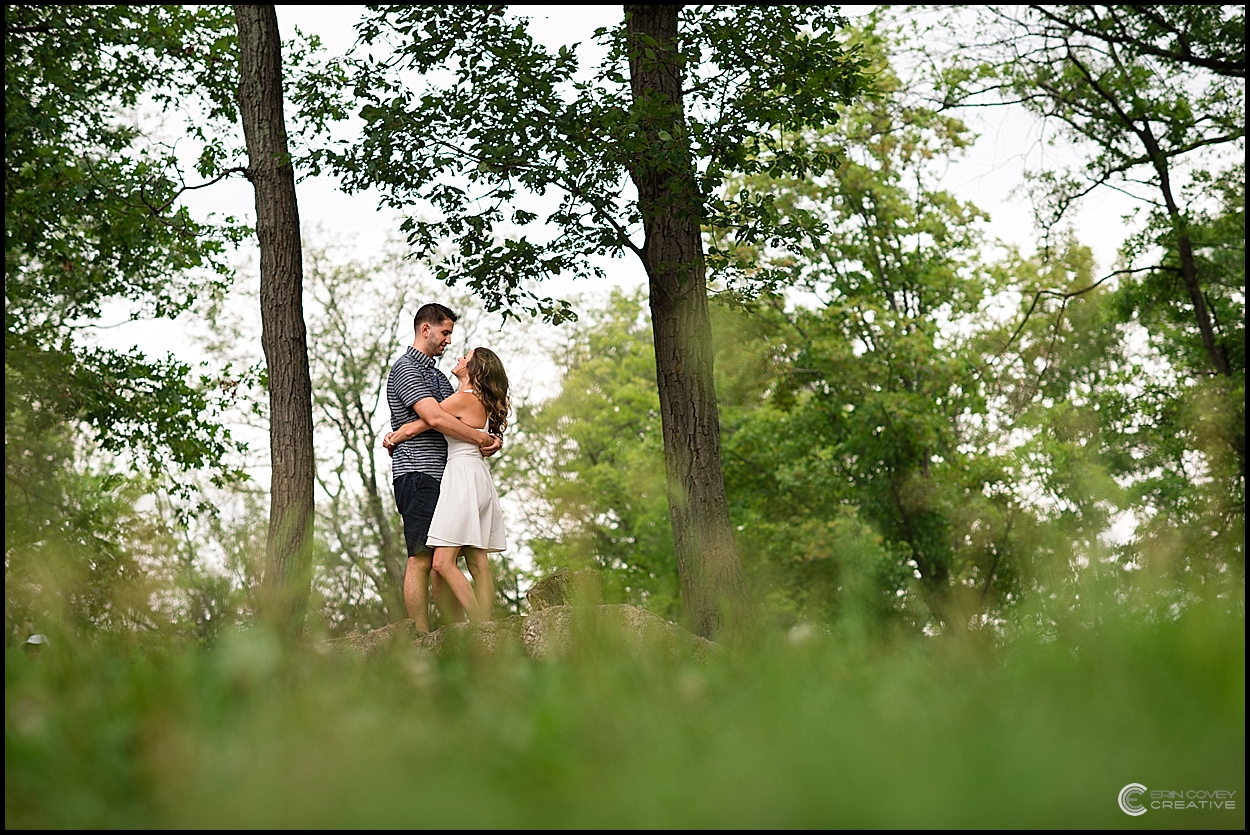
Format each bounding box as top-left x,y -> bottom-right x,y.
624,4 -> 746,639
234,5 -> 315,628
1141,126 -> 1229,377
1142,125 -> 1243,507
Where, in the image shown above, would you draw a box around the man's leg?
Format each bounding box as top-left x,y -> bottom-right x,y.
404,554 -> 432,632
463,548 -> 494,622
394,472 -> 442,631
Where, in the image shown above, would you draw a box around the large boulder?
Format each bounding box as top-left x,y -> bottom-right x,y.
324,603 -> 721,664
524,568 -> 604,610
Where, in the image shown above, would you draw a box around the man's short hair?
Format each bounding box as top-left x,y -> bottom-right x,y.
414,303 -> 457,331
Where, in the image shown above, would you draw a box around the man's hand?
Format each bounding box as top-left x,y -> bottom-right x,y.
383,431 -> 398,455
480,434 -> 503,458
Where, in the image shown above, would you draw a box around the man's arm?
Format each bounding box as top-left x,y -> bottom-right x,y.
413,397 -> 496,447
382,417 -> 429,452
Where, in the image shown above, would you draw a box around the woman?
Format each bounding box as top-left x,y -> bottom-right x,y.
423,347 -> 510,623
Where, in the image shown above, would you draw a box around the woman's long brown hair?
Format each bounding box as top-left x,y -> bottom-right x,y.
467,347 -> 510,436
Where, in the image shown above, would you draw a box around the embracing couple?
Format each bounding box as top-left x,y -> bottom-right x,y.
383,303 -> 509,632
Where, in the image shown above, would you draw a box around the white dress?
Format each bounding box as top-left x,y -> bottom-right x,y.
426,425 -> 507,552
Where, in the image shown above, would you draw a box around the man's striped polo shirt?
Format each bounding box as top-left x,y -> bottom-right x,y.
387,346 -> 455,482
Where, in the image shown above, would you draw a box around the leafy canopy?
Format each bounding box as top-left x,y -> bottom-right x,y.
315,5 -> 867,319
5,4 -> 247,480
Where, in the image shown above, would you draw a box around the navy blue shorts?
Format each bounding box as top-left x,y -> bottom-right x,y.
393,471 -> 441,556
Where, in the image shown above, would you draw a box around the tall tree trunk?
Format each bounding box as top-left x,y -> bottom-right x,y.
234,5 -> 315,628
624,4 -> 746,639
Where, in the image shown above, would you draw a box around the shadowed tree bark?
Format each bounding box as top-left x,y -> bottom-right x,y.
624,5 -> 746,638
234,4 -> 315,628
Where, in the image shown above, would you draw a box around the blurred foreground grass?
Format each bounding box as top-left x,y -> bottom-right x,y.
6,597 -> 1244,829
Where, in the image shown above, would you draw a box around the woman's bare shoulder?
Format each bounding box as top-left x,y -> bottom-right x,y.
443,390 -> 487,422
441,390 -> 473,412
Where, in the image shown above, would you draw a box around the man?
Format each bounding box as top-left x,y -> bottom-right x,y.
384,303 -> 500,631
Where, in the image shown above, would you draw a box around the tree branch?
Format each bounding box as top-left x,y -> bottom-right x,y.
1029,5 -> 1246,78
998,266 -> 1151,356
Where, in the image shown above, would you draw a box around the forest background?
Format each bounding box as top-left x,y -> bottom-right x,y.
5,4 -> 1244,828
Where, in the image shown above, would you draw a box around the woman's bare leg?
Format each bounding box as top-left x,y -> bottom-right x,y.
431,570 -> 465,625
432,546 -> 483,623
463,548 -> 494,622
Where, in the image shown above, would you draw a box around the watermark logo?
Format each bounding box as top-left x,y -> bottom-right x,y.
1118,783 -> 1239,815
1118,783 -> 1147,816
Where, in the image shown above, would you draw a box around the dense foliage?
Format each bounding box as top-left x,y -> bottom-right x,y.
4,5 -> 247,473
504,17 -> 1245,635
4,5 -> 252,640
929,3 -> 1245,581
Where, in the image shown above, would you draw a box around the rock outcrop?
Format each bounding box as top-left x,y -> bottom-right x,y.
324,603 -> 721,664
525,568 -> 604,610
